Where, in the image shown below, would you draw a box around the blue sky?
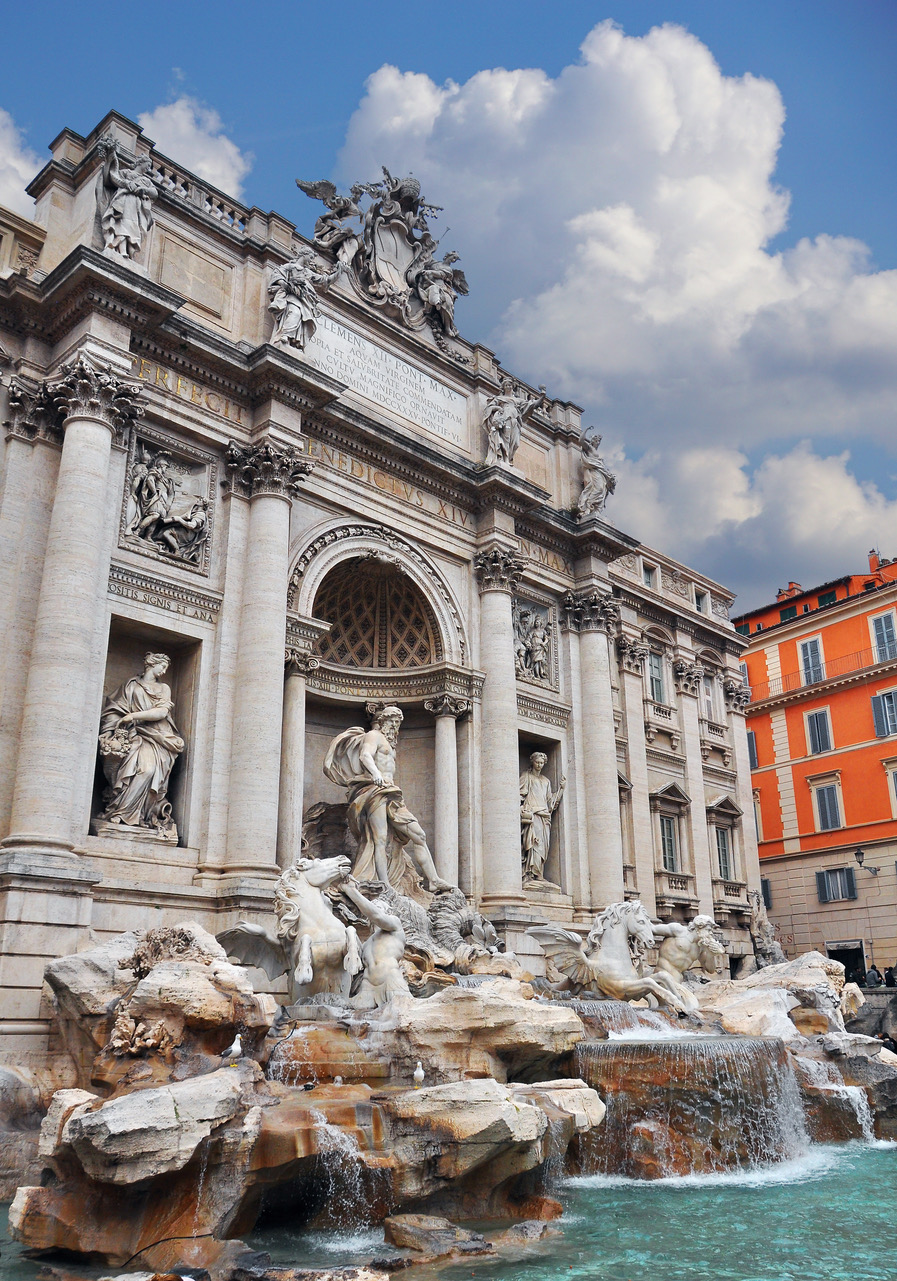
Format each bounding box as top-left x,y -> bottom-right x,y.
2,1 -> 896,607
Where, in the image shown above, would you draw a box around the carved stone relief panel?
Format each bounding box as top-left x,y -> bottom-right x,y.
119,427 -> 217,576
513,596 -> 558,690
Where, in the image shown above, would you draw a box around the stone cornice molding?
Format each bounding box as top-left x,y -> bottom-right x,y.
424,693 -> 471,720
561,589 -> 619,634
617,635 -> 649,674
245,343 -> 346,411
224,438 -> 315,500
517,691 -> 571,728
472,466 -> 550,517
474,544 -> 527,594
306,660 -> 484,705
49,352 -> 144,435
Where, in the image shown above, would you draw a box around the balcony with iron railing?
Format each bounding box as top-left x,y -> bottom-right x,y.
748,644 -> 897,703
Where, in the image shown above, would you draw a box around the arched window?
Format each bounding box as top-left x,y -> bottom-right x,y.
313,556 -> 442,669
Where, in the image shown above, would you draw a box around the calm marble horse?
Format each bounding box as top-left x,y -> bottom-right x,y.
218,855 -> 361,1004
529,901 -> 690,1012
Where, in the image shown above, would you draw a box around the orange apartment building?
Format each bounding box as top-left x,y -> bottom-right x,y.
733,552 -> 897,983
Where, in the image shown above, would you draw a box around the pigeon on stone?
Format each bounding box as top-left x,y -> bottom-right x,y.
413,1061 -> 425,1088
220,1032 -> 242,1061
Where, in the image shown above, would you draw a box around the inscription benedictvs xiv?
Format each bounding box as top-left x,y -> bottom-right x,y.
304,315 -> 468,449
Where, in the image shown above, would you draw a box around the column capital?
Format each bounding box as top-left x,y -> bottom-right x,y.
284,648 -> 320,678
617,634 -> 649,674
424,693 -> 471,720
474,543 -> 526,594
723,677 -> 751,714
4,378 -> 62,446
224,439 -> 316,500
673,657 -> 704,697
49,352 -> 144,435
561,589 -> 619,633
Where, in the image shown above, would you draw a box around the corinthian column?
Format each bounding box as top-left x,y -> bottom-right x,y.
277,647 -> 319,870
2,354 -> 143,858
424,693 -> 470,886
474,544 -> 526,905
564,590 -> 625,906
223,440 -> 315,875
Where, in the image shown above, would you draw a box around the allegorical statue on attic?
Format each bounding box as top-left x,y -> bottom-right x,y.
95,653 -> 185,842
97,138 -> 158,260
482,376 -> 547,467
323,703 -> 453,894
296,167 -> 468,357
267,248 -> 345,351
577,431 -> 617,519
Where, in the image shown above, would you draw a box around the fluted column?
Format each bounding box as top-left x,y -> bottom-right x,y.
2,355 -> 143,857
617,635 -> 656,914
224,440 -> 315,874
676,659 -> 715,912
563,590 -> 625,907
277,647 -> 320,870
424,693 -> 470,886
474,544 -> 526,904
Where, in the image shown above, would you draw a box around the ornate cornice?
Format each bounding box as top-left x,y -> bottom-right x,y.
561,589 -> 619,633
617,635 -> 649,674
107,562 -> 221,622
424,693 -> 471,720
474,544 -> 526,594
306,660 -> 484,705
48,352 -> 144,435
516,691 -> 571,728
224,439 -> 315,499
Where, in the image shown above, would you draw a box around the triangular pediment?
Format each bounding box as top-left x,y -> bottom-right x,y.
649,781 -> 691,808
706,794 -> 743,819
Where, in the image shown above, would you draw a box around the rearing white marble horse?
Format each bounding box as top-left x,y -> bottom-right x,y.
529,901 -> 689,1012
218,855 -> 362,1003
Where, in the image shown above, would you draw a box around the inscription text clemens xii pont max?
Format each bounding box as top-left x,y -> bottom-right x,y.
304,316 -> 468,449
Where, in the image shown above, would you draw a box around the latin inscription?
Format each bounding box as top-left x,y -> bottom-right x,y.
131,357 -> 245,424
307,439 -> 473,530
304,316 -> 468,448
516,537 -> 573,578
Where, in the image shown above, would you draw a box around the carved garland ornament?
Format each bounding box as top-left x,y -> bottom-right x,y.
224,440 -> 315,500
287,523 -> 467,663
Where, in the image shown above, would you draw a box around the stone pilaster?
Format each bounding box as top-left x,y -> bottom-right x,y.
677,657 -> 715,912
424,693 -> 470,887
725,676 -> 761,891
562,590 -> 624,907
277,647 -> 320,870
474,543 -> 526,906
616,634 -> 656,914
2,353 -> 143,859
223,440 -> 315,875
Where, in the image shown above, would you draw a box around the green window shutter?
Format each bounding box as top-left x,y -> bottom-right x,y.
816,871 -> 829,903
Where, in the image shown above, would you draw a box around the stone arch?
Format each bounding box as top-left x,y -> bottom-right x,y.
287,521 -> 467,665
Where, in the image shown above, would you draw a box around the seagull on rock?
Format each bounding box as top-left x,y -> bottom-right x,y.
221,1032 -> 242,1062
413,1061 -> 425,1089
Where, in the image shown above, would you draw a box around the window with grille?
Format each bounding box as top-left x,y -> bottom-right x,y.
873,613 -> 897,663
806,709 -> 832,755
814,784 -> 841,832
800,638 -> 824,684
660,814 -> 679,872
648,652 -> 665,703
871,691 -> 897,738
816,867 -> 856,902
715,826 -> 733,879
313,559 -> 441,669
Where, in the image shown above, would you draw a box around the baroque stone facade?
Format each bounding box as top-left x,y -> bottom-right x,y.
0,110 -> 759,1054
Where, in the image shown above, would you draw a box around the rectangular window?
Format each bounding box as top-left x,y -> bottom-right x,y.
761,877 -> 772,909
753,794 -> 762,840
747,730 -> 758,770
816,867 -> 857,903
702,674 -> 715,721
806,709 -> 832,755
871,691 -> 897,738
695,590 -> 707,613
780,605 -> 797,622
815,784 -> 841,832
818,591 -> 837,608
660,815 -> 678,872
739,661 -> 750,687
643,563 -> 656,589
873,613 -> 897,663
736,623 -> 750,636
648,652 -> 665,703
715,826 -> 732,879
800,638 -> 824,685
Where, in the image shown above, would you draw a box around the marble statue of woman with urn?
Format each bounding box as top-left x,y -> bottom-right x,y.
95,653 -> 185,843
520,751 -> 565,883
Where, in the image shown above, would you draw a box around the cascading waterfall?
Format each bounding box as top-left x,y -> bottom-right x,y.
794,1055 -> 875,1141
566,999 -> 683,1038
309,1108 -> 369,1228
574,1035 -> 809,1179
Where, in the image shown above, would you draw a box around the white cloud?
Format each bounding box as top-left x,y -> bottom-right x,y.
138,97 -> 252,198
0,108 -> 40,217
338,20 -> 897,604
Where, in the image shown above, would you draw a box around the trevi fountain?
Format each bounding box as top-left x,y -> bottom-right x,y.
0,112 -> 895,1281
